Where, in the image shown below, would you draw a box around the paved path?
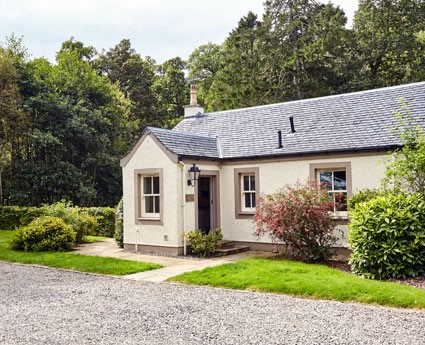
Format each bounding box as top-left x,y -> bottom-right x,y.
1,262 -> 424,345
72,239 -> 272,282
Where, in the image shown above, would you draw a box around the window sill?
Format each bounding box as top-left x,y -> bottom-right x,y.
235,211 -> 255,219
136,217 -> 163,225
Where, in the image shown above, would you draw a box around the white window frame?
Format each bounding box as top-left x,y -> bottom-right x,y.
134,168 -> 163,225
141,175 -> 160,219
241,173 -> 256,212
317,169 -> 348,214
234,168 -> 260,219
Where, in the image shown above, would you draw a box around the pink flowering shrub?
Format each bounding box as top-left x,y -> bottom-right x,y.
253,181 -> 337,262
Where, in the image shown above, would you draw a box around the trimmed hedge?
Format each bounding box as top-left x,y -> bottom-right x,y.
349,193 -> 425,279
0,204 -> 115,237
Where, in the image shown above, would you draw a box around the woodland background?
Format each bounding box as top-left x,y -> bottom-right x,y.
0,0 -> 424,207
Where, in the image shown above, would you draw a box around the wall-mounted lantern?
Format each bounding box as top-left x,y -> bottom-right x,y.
187,164 -> 201,187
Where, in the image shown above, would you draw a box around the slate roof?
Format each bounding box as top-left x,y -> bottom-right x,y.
142,82 -> 425,160
145,127 -> 220,159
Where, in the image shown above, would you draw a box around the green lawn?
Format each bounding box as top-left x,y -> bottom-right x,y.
0,230 -> 162,275
169,257 -> 425,309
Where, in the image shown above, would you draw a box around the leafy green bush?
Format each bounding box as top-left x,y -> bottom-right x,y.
186,229 -> 223,258
349,193 -> 425,279
10,216 -> 76,252
0,204 -> 113,238
114,198 -> 124,248
43,201 -> 97,244
348,188 -> 384,210
253,181 -> 337,262
83,207 -> 115,237
0,206 -> 45,229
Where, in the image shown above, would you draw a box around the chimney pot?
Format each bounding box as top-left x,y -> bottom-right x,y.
184,84 -> 204,118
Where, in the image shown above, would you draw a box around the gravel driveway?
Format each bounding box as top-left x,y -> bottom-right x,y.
1,262 -> 424,345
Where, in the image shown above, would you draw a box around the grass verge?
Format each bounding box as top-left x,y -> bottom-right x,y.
0,230 -> 162,275
168,257 -> 425,309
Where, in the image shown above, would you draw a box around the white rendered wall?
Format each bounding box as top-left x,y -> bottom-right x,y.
219,153 -> 389,247
122,135 -> 180,248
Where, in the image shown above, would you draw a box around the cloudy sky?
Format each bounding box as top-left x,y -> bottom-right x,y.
0,0 -> 359,63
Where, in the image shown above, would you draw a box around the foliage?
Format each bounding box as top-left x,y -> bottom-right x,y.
169,257 -> 425,309
186,228 -> 223,258
0,47 -> 29,204
253,181 -> 337,262
0,230 -> 162,275
114,198 -> 124,248
11,216 -> 75,252
348,188 -> 384,210
2,39 -> 135,207
383,103 -> 425,195
83,206 -> 115,237
349,193 -> 425,280
0,203 -> 116,241
42,201 -> 97,244
352,0 -> 425,89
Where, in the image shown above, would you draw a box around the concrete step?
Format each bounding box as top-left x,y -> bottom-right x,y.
215,246 -> 250,256
220,240 -> 236,249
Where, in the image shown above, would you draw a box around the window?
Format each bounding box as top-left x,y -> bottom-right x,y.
142,176 -> 160,217
318,170 -> 347,211
309,162 -> 351,216
234,168 -> 259,219
241,174 -> 256,211
134,168 -> 163,224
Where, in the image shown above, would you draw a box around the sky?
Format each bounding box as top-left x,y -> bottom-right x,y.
0,0 -> 359,63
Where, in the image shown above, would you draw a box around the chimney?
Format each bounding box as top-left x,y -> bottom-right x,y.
184,84 -> 204,117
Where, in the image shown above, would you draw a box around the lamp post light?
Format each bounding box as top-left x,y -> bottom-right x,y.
187,164 -> 201,187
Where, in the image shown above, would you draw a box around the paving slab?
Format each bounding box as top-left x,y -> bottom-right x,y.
72,238 -> 273,282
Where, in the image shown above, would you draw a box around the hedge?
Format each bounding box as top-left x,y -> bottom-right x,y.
0,205 -> 115,237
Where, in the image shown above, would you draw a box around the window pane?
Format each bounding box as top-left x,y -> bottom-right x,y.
335,192 -> 347,211
145,196 -> 154,213
153,176 -> 160,194
144,177 -> 152,194
154,195 -> 160,213
244,193 -> 251,208
243,175 -> 250,191
250,175 -> 255,190
334,171 -> 346,190
320,172 -> 332,190
251,193 -> 256,207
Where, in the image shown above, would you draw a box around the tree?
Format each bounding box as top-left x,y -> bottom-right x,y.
206,11 -> 267,111
0,48 -> 29,204
6,43 -> 135,207
95,39 -> 158,131
383,101 -> 425,195
261,0 -> 350,102
187,43 -> 224,108
352,0 -> 425,89
153,57 -> 189,123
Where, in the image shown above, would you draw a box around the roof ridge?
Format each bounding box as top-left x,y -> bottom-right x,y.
147,126 -> 215,140
181,81 -> 425,119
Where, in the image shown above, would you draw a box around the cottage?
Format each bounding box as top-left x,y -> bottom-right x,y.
120,82 -> 425,256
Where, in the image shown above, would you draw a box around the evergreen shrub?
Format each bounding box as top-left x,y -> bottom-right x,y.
349,193 -> 425,279
10,216 -> 75,252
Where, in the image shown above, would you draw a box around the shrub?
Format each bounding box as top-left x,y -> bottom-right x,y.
10,216 -> 76,252
186,228 -> 223,258
83,207 -> 115,237
349,193 -> 425,279
253,181 -> 337,262
0,206 -> 45,229
114,198 -> 124,248
348,188 -> 384,210
43,201 -> 97,245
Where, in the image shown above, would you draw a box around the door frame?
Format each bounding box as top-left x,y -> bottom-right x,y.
195,170 -> 220,231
